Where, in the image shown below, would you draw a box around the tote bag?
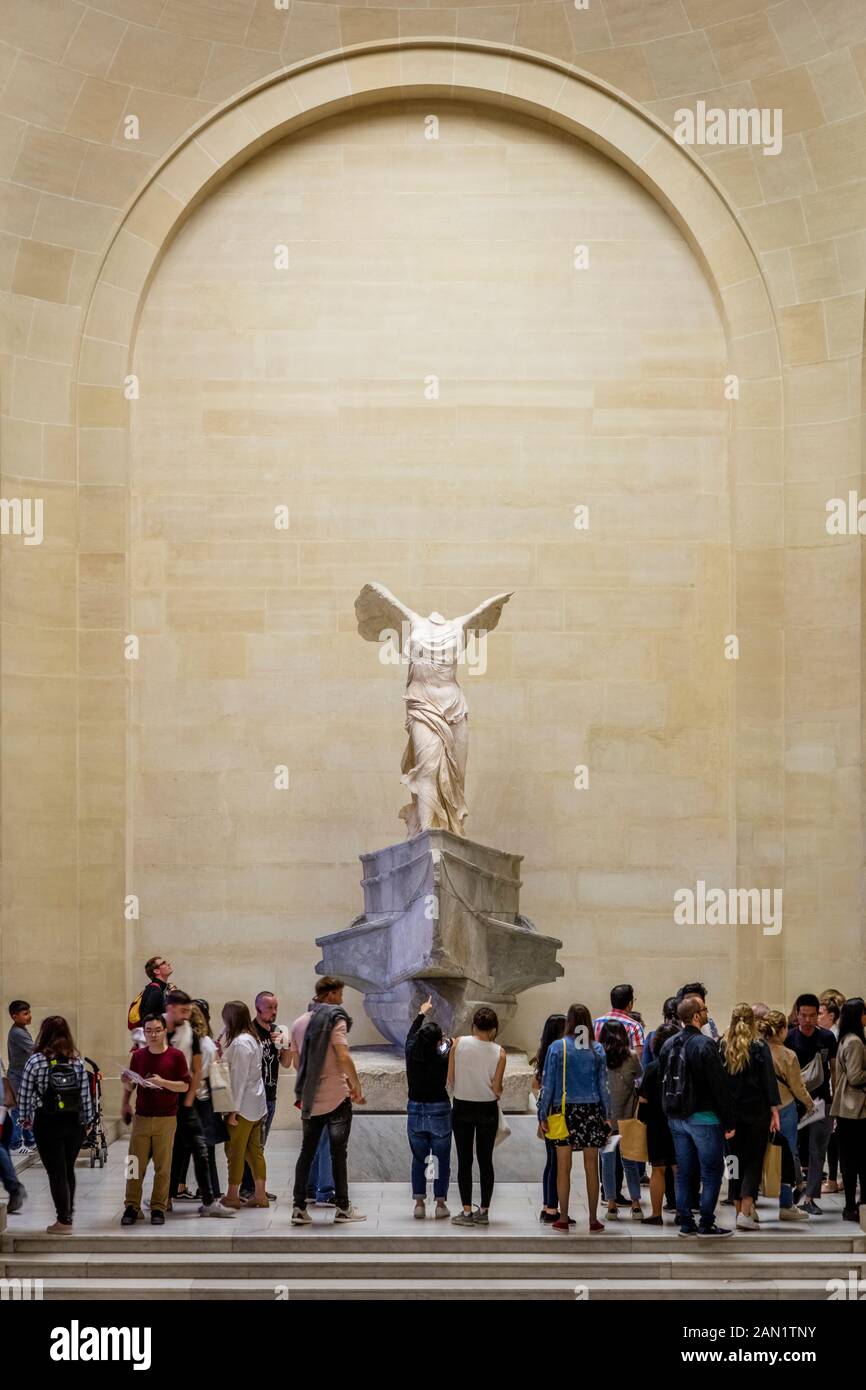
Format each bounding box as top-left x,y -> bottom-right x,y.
762,1138 -> 782,1198
208,1057 -> 235,1114
618,1086 -> 648,1163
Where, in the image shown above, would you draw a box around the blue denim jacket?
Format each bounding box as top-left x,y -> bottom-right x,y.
539,1037 -> 610,1120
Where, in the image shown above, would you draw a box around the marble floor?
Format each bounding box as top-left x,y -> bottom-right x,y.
4,1131 -> 857,1240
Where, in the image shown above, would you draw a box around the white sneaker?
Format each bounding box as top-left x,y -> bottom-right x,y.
736,1212 -> 760,1230
334,1204 -> 367,1223
199,1202 -> 237,1218
291,1206 -> 313,1225
779,1205 -> 810,1222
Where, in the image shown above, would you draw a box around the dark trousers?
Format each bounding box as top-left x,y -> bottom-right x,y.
726,1118 -> 768,1202
170,1104 -> 215,1205
542,1138 -> 558,1208
452,1098 -> 497,1209
176,1097 -> 221,1199
33,1111 -> 84,1224
827,1130 -> 839,1181
293,1098 -> 352,1211
836,1118 -> 866,1210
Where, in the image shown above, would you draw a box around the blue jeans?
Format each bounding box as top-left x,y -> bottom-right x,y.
669,1116 -> 724,1232
407,1100 -> 452,1200
9,1104 -> 34,1150
0,1133 -> 19,1194
778,1101 -> 801,1208
601,1147 -> 642,1203
307,1126 -> 335,1200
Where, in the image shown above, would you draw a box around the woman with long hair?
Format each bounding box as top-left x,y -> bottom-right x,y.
405,995 -> 452,1220
818,993 -> 843,1193
636,1021 -> 679,1223
15,1016 -> 94,1233
538,1003 -> 610,1233
756,1009 -> 813,1220
599,1019 -> 644,1221
720,1004 -> 781,1230
219,1000 -> 267,1211
641,997 -> 679,1066
189,1000 -> 221,1202
532,1013 -> 566,1224
830,997 -> 866,1221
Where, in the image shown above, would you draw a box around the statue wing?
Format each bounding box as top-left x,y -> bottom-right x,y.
455,591 -> 514,638
354,582 -> 418,642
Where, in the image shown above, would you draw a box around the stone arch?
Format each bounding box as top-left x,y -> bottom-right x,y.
76,39 -> 785,1011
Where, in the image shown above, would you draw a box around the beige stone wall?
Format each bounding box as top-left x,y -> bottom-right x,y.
0,1 -> 863,1102
130,97 -> 731,1068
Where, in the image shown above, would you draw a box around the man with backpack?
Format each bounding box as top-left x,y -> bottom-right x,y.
127,957 -> 174,1044
658,995 -> 735,1238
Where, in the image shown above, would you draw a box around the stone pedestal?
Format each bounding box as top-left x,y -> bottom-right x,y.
316,829 -> 563,1047
350,1044 -> 537,1113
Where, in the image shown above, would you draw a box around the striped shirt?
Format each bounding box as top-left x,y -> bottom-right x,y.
16,1053 -> 94,1126
593,1009 -> 645,1051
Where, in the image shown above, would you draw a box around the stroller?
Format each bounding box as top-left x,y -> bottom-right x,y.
80,1056 -> 109,1168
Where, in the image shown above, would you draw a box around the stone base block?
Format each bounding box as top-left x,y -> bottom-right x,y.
316,829 -> 562,1045
353,1044 -> 535,1113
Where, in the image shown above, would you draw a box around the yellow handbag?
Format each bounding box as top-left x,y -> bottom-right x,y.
545,1038 -> 569,1142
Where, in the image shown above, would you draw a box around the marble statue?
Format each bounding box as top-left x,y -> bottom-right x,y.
354,582 -> 513,837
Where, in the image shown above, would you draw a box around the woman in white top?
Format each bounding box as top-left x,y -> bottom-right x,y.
446,1006 -> 506,1226
219,1000 -> 268,1211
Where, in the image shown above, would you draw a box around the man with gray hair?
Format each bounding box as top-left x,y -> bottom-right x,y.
238,991 -> 291,1203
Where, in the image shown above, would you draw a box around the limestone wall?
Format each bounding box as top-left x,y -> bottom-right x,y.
0,1 -> 863,1112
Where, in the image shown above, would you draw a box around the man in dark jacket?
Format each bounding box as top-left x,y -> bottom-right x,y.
139,957 -> 174,1023
658,995 -> 735,1238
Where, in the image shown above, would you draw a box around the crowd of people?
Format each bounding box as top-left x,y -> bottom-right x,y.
1,963 -> 864,1238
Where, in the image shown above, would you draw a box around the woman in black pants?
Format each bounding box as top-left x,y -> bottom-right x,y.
830,997 -> 866,1221
16,1016 -> 94,1234
720,1004 -> 781,1231
447,1007 -> 506,1226
532,1014 -> 566,1223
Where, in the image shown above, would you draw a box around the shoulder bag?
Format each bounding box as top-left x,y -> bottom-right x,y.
544,1039 -> 570,1142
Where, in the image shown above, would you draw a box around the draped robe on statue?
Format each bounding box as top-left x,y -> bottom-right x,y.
354,584 -> 512,838
400,616 -> 469,836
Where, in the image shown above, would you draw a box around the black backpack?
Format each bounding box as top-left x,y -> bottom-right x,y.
40,1058 -> 81,1116
661,1032 -> 696,1119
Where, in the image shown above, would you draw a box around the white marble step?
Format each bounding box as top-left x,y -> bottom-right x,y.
3,1249 -> 864,1282
8,1229 -> 863,1255
30,1277 -> 840,1301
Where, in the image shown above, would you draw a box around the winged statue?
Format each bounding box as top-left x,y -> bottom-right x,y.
355,583 -> 513,838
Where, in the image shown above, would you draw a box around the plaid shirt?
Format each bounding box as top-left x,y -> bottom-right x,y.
16,1053 -> 94,1126
593,1009 -> 645,1051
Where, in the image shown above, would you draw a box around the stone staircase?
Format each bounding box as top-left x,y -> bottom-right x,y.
3,1228 -> 864,1299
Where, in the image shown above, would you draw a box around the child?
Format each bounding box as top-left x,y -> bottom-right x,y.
7,1001 -> 35,1152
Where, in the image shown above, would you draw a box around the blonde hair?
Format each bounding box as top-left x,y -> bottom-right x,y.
722,1003 -> 757,1074
190,1003 -> 210,1039
819,989 -> 845,1012
756,1009 -> 787,1041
